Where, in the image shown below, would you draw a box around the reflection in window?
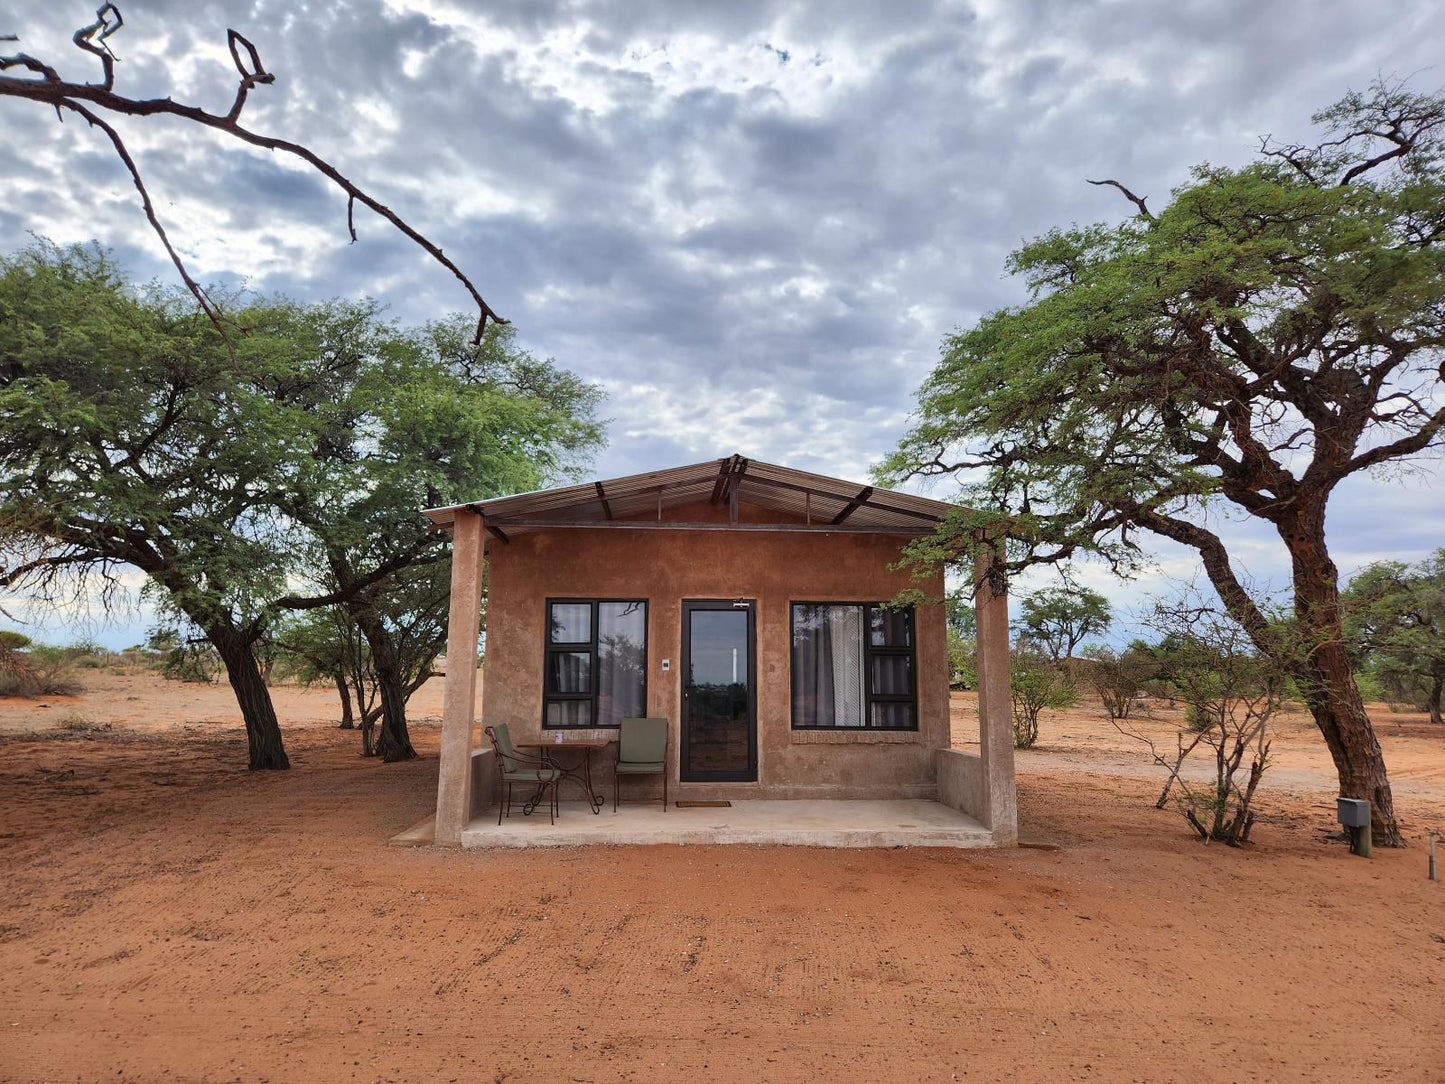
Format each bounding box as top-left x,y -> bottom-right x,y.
544,599 -> 647,728
791,603 -> 917,730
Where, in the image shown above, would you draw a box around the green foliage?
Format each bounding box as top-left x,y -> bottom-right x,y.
1343,549 -> 1445,722
0,641 -> 84,697
1009,648 -> 1077,748
880,83 -> 1445,834
1352,668 -> 1385,705
883,82 -> 1445,582
0,631 -> 31,650
0,241 -> 604,764
1081,643 -> 1157,720
146,627 -> 222,684
944,586 -> 976,639
946,625 -> 977,689
1016,584 -> 1111,661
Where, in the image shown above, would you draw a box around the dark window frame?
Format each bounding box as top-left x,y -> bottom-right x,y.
542,597 -> 648,729
789,601 -> 919,731
680,598 -> 759,782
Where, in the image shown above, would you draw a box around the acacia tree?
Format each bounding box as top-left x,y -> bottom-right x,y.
0,244 -> 309,767
1,244 -> 600,769
1016,584 -> 1112,663
1344,550 -> 1445,725
883,81 -> 1445,846
264,306 -> 601,761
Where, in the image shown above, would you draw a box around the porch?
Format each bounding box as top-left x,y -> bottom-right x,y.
458,798 -> 995,849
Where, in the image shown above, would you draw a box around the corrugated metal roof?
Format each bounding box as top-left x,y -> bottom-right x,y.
422,454 -> 963,535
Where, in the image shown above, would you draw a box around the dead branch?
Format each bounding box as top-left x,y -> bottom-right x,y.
0,5 -> 506,346
1087,178 -> 1155,222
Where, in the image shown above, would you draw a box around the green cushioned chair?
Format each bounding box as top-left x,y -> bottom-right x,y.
486,723 -> 560,825
614,717 -> 668,812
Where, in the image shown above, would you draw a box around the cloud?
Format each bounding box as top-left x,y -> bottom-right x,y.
3,0 -> 1442,646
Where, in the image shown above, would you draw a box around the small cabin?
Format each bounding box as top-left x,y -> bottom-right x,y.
425,455 -> 1016,846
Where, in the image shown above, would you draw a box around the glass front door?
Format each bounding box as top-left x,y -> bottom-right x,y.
681,600 -> 756,782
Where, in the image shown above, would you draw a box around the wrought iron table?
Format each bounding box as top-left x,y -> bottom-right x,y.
517,740 -> 609,814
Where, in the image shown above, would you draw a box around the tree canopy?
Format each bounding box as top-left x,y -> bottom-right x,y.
882,80 -> 1445,845
0,241 -> 602,768
1344,550 -> 1445,725
1016,584 -> 1112,662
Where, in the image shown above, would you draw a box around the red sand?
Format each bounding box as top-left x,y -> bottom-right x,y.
2,670 -> 1443,1082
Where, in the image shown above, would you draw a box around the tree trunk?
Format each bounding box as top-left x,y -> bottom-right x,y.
359,619 -> 416,762
335,672 -> 354,730
1429,672 -> 1443,727
1280,508 -> 1401,846
209,626 -> 289,770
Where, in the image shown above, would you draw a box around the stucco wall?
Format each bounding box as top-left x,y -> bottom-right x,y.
479,505 -> 947,800
935,748 -> 986,823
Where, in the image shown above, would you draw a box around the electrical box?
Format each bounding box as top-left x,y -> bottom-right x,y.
1336,797 -> 1369,828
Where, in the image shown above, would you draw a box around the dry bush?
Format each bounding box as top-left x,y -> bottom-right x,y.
1082,645 -> 1157,721
0,644 -> 84,697
1010,647 -> 1077,749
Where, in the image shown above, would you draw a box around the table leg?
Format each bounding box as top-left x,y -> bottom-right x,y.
582,748 -> 603,814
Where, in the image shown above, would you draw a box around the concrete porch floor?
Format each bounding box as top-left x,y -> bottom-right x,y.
448,799 -> 996,849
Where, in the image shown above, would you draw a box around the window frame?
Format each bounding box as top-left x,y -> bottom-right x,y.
789,601 -> 919,731
542,597 -> 649,730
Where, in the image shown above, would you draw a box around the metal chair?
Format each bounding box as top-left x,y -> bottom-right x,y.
614,717 -> 668,812
485,723 -> 561,825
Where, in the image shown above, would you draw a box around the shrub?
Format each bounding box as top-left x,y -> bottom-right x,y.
0,643 -> 84,697
947,626 -> 977,689
1010,649 -> 1076,749
1083,644 -> 1157,721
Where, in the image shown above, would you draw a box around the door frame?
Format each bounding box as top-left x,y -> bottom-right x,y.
680,598 -> 758,783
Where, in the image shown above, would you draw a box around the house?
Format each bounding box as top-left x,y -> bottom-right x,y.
424,454 -> 1016,846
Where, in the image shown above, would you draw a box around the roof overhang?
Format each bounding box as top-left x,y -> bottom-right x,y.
422,454 -> 967,539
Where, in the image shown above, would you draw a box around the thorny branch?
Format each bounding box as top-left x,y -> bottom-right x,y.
0,5 -> 507,350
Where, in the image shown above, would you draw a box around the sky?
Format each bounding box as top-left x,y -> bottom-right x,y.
1,0 -> 1442,648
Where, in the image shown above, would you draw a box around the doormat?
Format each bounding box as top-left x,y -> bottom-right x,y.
675,800 -> 732,808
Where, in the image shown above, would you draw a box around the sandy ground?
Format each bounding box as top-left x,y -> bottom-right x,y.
2,670 -> 1443,1083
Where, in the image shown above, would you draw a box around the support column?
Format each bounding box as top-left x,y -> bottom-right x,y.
974,546 -> 1017,844
435,508 -> 484,845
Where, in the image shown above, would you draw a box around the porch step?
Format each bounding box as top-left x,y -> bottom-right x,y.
459,799 -> 997,849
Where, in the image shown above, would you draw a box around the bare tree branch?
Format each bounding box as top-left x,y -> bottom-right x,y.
1086,178 -> 1155,222
0,5 -> 506,344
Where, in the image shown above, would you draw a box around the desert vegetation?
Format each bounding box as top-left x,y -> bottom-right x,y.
0,245 -> 602,769
885,81 -> 1445,845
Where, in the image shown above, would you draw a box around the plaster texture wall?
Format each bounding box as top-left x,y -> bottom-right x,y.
936,748 -> 986,823
479,502 -> 948,801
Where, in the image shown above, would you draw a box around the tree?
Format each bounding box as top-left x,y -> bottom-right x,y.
261,306 -> 601,761
1344,550 -> 1445,725
0,5 -> 504,349
882,81 -> 1445,846
944,584 -> 977,687
0,243 -> 602,768
1,243 -> 307,767
1016,584 -> 1112,662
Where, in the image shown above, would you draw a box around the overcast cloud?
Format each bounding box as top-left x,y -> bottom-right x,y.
2,0 -> 1442,646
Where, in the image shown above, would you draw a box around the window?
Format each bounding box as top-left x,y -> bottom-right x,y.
791,603 -> 916,730
544,599 -> 647,728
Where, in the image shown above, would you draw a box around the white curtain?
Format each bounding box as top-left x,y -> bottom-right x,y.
828,605 -> 865,727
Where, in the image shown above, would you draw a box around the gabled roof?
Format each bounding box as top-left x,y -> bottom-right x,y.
422,454 -> 959,536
